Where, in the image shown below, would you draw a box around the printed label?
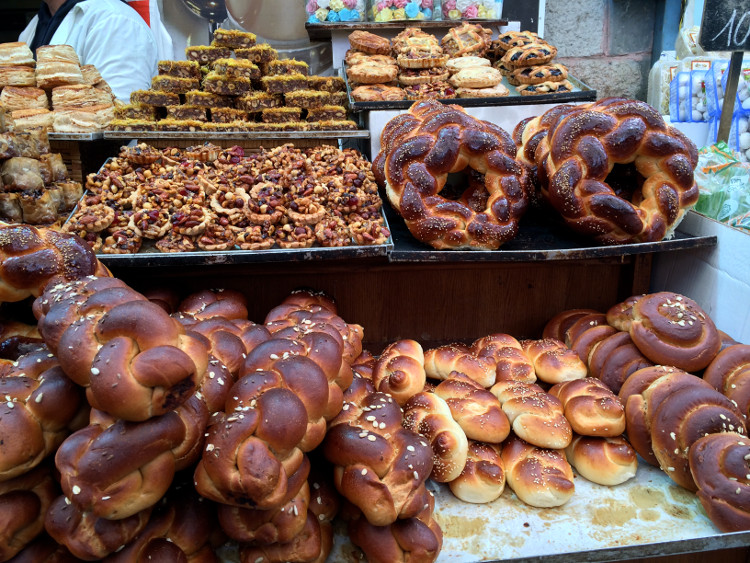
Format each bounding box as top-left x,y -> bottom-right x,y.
691,60 -> 711,71
669,66 -> 678,81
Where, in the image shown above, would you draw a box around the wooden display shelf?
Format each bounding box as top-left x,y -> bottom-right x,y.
306,18 -> 508,40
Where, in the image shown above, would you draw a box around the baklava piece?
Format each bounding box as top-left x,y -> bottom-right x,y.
151,75 -> 200,94
107,118 -> 154,131
154,118 -> 203,131
235,44 -> 278,64
212,28 -> 256,49
201,121 -> 243,131
130,89 -> 180,107
306,105 -> 347,122
284,90 -> 331,109
307,75 -> 346,93
184,90 -> 234,108
308,119 -> 358,131
329,91 -> 349,106
261,107 -> 302,123
261,74 -> 308,94
114,103 -> 157,121
166,104 -> 207,122
210,107 -> 249,123
211,58 -> 260,81
202,72 -> 252,96
236,92 -> 283,112
185,45 -> 232,65
158,60 -> 201,79
266,59 -> 309,77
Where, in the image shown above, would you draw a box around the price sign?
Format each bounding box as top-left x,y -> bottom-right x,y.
699,0 -> 750,51
698,0 -> 749,143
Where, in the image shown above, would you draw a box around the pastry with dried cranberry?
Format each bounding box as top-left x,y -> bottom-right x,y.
197,222 -> 236,251
171,204 -> 209,236
64,202 -> 114,233
349,214 -> 390,245
398,67 -> 450,85
232,223 -> 276,250
101,227 -> 142,254
130,208 -> 172,239
314,215 -> 350,247
155,231 -> 198,253
404,81 -> 456,100
275,222 -> 315,248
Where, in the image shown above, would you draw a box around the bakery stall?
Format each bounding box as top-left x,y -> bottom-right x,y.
1,10 -> 750,563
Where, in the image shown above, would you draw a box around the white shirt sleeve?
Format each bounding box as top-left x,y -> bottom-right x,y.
75,13 -> 159,102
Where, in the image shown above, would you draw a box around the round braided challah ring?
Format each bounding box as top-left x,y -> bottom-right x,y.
377,99 -> 530,250
519,98 -> 699,244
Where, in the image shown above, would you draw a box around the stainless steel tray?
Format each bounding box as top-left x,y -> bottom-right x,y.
48,131 -> 104,141
102,130 -> 370,140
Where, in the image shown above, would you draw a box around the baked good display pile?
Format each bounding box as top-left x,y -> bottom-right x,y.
0,42 -> 116,133
0,224 -> 747,562
111,29 -> 357,133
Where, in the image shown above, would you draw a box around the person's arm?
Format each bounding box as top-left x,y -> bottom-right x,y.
76,13 -> 158,102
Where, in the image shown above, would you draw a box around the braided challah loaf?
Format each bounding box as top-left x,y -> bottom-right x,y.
0,349 -> 85,482
448,441 -> 505,503
423,344 -> 496,388
520,338 -> 587,384
470,333 -> 535,384
519,98 -> 699,244
549,378 -> 626,437
377,99 -> 529,250
35,277 -> 209,422
323,374 -> 435,526
703,343 -> 750,417
0,224 -> 109,304
565,435 -> 637,486
373,339 -> 427,406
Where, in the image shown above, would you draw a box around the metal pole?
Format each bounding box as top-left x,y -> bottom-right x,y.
717,50 -> 744,143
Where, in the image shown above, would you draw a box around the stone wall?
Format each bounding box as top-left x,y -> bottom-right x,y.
543,0 -> 656,101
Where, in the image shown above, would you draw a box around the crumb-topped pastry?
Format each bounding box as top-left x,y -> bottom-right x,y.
284,90 -> 331,109
114,103 -> 157,121
306,105 -> 347,121
211,58 -> 260,80
130,89 -> 180,107
266,59 -> 309,77
185,45 -> 231,65
202,72 -> 252,96
235,44 -> 278,64
212,28 -> 256,49
151,75 -> 200,94
261,107 -> 302,123
184,90 -> 234,108
261,73 -> 308,94
210,107 -> 248,123
236,92 -> 283,112
158,60 -> 201,79
166,104 -> 207,121
306,75 -> 346,93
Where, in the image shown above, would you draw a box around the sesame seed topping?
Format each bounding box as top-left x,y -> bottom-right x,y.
91,367 -> 100,375
72,485 -> 81,495
367,435 -> 376,441
361,469 -> 367,476
35,393 -> 43,403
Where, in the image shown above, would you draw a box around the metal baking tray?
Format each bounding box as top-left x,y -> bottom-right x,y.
48,131 -> 104,141
102,130 -> 370,140
345,69 -> 597,112
384,206 -> 717,262
326,462 -> 750,562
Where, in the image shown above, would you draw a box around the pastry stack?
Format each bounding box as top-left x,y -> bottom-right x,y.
346,31 -> 405,102
393,28 -> 454,100
0,42 -> 115,132
0,119 -> 83,225
491,30 -> 573,96
446,56 -> 508,98
112,28 -> 356,132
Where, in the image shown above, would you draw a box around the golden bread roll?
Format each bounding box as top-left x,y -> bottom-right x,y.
562,312 -> 608,349
0,465 -> 58,561
624,368 -> 711,467
373,339 -> 427,406
0,86 -> 48,111
549,377 -> 626,437
565,434 -> 637,486
703,343 -> 750,417
0,65 -> 36,87
501,434 -> 574,508
650,384 -> 746,490
449,441 -> 505,503
689,432 -> 750,532
606,294 -> 644,332
403,391 -> 469,482
628,292 -> 721,372
490,380 -> 573,449
588,331 -> 652,394
11,108 -> 53,131
0,42 -> 35,67
323,374 -> 434,526
433,372 -> 510,443
521,338 -> 587,384
471,333 -> 536,383
423,343 -> 496,388
568,322 -> 618,365
542,308 -> 602,341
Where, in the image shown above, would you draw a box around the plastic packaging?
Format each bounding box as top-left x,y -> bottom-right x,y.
370,0 -> 440,21
647,51 -> 678,116
306,0 -> 366,23
670,70 -> 709,122
693,142 -> 750,222
707,112 -> 750,162
441,0 -> 501,20
675,26 -> 706,59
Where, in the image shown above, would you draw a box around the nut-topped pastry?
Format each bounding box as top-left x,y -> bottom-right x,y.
306,75 -> 346,93
202,72 -> 252,96
166,104 -> 207,121
261,73 -> 308,94
235,44 -> 278,64
236,92 -> 283,112
185,45 -> 231,65
284,90 -> 331,109
151,75 -> 200,94
306,105 -> 347,121
266,59 -> 309,77
158,60 -> 201,79
113,103 -> 158,121
211,28 -> 256,49
211,58 -> 260,81
184,90 -> 234,108
130,89 -> 180,107
261,107 -> 303,123
404,81 -> 456,100
210,107 -> 248,123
